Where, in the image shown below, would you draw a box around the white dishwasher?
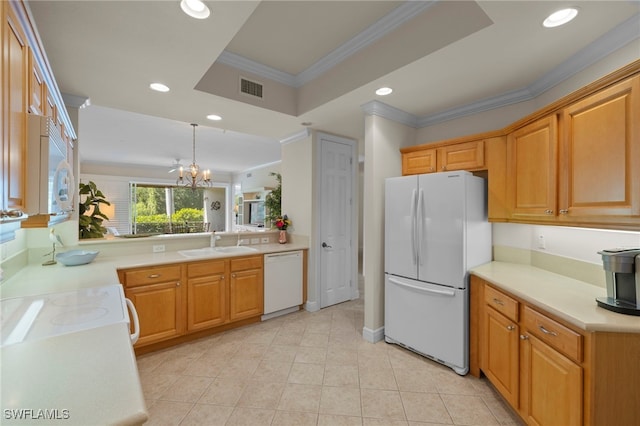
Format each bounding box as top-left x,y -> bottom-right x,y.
264,250 -> 303,317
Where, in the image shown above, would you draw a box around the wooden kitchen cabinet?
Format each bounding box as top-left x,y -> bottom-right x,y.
119,255 -> 264,351
229,256 -> 264,322
186,259 -> 227,331
558,75 -> 640,225
472,275 -> 639,426
120,264 -> 184,347
401,139 -> 485,175
506,115 -> 558,221
2,3 -> 29,212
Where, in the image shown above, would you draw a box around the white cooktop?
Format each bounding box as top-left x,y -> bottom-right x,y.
0,284 -> 128,347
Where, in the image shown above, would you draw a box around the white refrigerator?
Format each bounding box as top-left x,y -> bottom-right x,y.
384,171 -> 491,375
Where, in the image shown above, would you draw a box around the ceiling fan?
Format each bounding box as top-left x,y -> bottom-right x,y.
168,158 -> 183,174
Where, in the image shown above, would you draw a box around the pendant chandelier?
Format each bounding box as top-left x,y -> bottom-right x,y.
177,123 -> 212,190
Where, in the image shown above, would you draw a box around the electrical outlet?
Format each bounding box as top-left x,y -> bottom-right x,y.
153,244 -> 165,253
250,238 -> 260,244
261,237 -> 269,244
537,235 -> 546,250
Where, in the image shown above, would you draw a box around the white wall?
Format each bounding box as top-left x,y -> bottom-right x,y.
362,114 -> 416,339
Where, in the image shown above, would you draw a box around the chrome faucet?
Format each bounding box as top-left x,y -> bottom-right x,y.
210,233 -> 221,247
237,232 -> 242,246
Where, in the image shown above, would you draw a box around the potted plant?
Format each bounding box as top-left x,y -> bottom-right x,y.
78,181 -> 111,239
264,172 -> 281,227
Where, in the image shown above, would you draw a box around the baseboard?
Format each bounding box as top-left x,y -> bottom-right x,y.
362,326 -> 385,343
305,300 -> 320,312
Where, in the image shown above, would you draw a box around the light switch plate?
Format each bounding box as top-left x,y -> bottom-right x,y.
261,237 -> 269,244
251,238 -> 260,244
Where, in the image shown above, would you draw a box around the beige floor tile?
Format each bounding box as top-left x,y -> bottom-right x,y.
143,400 -> 192,426
435,370 -> 483,396
139,372 -> 180,400
244,330 -> 278,345
271,410 -> 319,426
157,375 -> 213,403
363,418 -> 409,426
300,331 -> 330,348
392,368 -> 439,393
440,394 -> 499,425
359,367 -> 398,390
234,342 -> 269,359
357,351 -> 392,369
153,355 -> 194,375
216,357 -> 260,380
277,383 -> 323,413
198,378 -> 247,406
400,392 -> 452,424
323,364 -> 360,387
225,407 -> 275,426
136,351 -> 169,373
272,331 -> 304,346
179,404 -> 233,426
326,346 -> 359,365
250,359 -> 292,382
360,389 -> 405,420
482,395 -> 524,425
288,362 -> 325,385
295,346 -> 327,364
181,357 -> 226,378
319,386 -> 362,417
204,340 -> 241,358
263,344 -> 299,363
236,381 -> 285,409
305,320 -> 332,334
318,414 -> 364,426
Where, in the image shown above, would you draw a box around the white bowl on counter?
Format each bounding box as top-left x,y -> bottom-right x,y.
56,250 -> 100,266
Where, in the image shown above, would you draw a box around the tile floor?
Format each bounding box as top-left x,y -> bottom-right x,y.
137,283 -> 522,425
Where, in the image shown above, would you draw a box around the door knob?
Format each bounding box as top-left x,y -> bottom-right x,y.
322,242 -> 332,248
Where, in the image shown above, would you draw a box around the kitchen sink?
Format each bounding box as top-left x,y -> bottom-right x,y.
178,246 -> 258,258
213,246 -> 259,254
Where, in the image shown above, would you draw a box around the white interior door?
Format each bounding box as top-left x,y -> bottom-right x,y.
319,134 -> 355,308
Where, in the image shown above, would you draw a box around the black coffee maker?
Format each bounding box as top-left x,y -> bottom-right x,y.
596,248 -> 640,316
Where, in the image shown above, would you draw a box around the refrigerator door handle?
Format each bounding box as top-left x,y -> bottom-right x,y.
388,277 -> 455,297
410,189 -> 417,265
417,189 -> 424,266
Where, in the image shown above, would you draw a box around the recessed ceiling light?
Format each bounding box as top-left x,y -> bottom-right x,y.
180,0 -> 210,19
149,83 -> 170,92
376,87 -> 393,96
543,8 -> 578,28
207,114 -> 222,121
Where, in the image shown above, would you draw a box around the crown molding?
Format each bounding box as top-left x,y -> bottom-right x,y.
280,128 -> 312,145
361,100 -> 419,128
217,51 -> 296,86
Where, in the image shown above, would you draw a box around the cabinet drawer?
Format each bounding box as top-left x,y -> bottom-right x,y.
230,256 -> 262,272
523,306 -> 583,362
122,265 -> 182,288
484,285 -> 518,322
188,260 -> 226,278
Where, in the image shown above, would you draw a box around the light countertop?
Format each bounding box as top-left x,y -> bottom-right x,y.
471,261 -> 640,333
0,242 -> 308,426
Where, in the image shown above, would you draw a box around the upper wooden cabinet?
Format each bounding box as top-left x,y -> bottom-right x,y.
558,75 -> 640,225
506,115 -> 559,221
28,49 -> 45,115
2,4 -> 29,212
402,139 -> 485,175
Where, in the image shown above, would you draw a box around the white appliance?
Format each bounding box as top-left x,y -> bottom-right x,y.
26,115 -> 74,216
384,171 -> 491,375
263,251 -> 303,318
0,284 -> 139,347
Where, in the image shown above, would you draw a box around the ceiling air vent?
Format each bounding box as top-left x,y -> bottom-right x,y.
240,77 -> 263,99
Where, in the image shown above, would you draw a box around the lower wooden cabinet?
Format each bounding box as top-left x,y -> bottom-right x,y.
471,275 -> 639,426
186,259 -> 227,331
520,333 -> 582,426
119,255 -> 264,350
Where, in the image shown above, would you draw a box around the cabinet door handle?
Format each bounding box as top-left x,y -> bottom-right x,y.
506,325 -> 515,331
232,273 -> 236,278
520,335 -> 529,340
148,274 -> 161,279
493,298 -> 504,306
176,281 -> 181,286
442,166 -> 446,171
559,209 -> 568,214
544,209 -> 554,215
538,325 -> 558,336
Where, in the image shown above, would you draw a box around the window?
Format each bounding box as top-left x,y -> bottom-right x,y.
130,183 -> 227,234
